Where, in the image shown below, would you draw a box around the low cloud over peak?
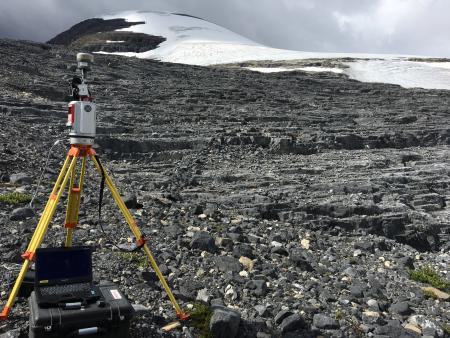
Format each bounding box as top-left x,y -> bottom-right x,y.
0,0 -> 449,57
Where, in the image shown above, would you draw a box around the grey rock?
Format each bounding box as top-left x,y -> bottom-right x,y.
354,241 -> 375,253
362,311 -> 382,325
279,313 -> 306,333
190,231 -> 218,253
252,279 -> 267,297
0,329 -> 21,338
289,248 -> 313,271
349,282 -> 366,298
274,310 -> 293,325
389,301 -> 413,315
10,207 -> 34,221
271,246 -> 289,256
196,288 -> 211,304
374,320 -> 410,337
4,250 -> 22,263
9,173 -> 32,185
131,304 -> 151,314
209,306 -> 241,338
313,313 -> 339,329
319,290 -> 337,302
397,256 -> 415,269
367,299 -> 380,311
256,333 -> 272,338
123,194 -> 138,209
255,304 -> 269,317
215,256 -> 241,273
210,298 -> 224,307
233,243 -> 254,258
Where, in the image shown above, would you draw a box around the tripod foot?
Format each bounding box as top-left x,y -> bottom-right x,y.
176,311 -> 190,321
0,306 -> 10,320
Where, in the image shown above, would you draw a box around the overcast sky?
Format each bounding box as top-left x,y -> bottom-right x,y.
0,0 -> 449,57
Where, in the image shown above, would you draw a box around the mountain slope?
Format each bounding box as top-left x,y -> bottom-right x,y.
50,11 -> 450,90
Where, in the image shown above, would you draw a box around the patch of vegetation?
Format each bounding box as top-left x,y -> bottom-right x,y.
349,257 -> 358,265
210,222 -> 225,233
409,266 -> 450,291
0,192 -> 32,205
347,315 -> 364,338
117,252 -> 149,269
189,303 -> 213,338
442,323 -> 450,335
335,308 -> 345,320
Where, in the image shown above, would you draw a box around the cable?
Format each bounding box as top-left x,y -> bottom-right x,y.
95,155 -> 146,253
29,139 -> 65,208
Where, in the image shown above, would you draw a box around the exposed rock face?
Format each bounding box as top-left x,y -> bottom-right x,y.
0,39 -> 449,337
48,18 -> 145,45
70,31 -> 165,53
48,18 -> 165,54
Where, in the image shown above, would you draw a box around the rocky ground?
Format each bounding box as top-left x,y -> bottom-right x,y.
0,38 -> 449,337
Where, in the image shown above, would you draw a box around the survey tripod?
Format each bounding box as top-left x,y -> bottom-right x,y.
0,53 -> 188,321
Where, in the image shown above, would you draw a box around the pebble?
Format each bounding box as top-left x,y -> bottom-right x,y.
300,238 -> 310,250
403,323 -> 422,335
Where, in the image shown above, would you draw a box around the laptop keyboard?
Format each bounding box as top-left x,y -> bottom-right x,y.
40,283 -> 92,297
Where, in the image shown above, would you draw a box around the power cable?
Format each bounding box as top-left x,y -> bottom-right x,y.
29,139 -> 66,208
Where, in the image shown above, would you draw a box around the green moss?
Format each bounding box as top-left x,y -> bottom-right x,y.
117,252 -> 149,269
189,303 -> 213,338
409,266 -> 450,291
0,192 -> 32,205
210,222 -> 225,233
442,323 -> 450,335
335,308 -> 345,320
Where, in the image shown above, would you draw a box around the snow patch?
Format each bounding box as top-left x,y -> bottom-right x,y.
345,60 -> 450,90
97,11 -> 450,90
247,67 -> 344,74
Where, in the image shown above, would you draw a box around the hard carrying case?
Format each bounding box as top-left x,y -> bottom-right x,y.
29,283 -> 135,338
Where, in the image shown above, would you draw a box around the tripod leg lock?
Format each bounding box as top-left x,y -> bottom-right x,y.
21,251 -> 35,261
0,307 -> 11,320
136,235 -> 147,248
176,311 -> 190,321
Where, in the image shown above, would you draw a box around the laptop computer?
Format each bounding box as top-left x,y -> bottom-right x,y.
34,246 -> 100,307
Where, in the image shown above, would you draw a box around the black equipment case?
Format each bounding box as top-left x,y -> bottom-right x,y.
29,283 -> 135,338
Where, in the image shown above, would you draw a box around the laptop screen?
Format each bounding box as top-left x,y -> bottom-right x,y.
35,246 -> 92,285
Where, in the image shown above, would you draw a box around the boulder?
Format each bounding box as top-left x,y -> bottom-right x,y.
215,256 -> 241,273
209,306 -> 241,338
280,313 -> 306,333
190,231 -> 218,253
10,207 -> 34,221
313,314 -> 339,329
10,173 -> 32,185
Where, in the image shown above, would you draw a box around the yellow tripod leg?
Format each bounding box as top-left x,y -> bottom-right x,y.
0,156 -> 77,319
25,155 -> 71,253
90,155 -> 188,320
65,156 -> 87,247
64,158 -> 78,247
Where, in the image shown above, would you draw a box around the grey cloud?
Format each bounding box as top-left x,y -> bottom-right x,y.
0,0 -> 448,57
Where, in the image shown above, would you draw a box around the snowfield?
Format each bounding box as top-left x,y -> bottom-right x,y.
99,11 -> 450,90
